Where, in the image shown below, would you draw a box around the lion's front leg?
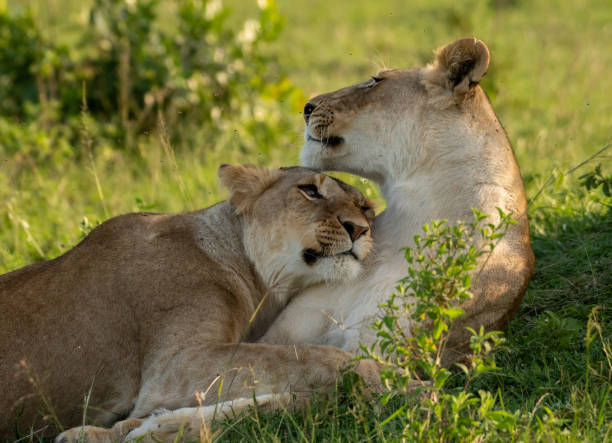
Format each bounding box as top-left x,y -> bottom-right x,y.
130,343 -> 382,419
55,418 -> 143,443
125,394 -> 289,443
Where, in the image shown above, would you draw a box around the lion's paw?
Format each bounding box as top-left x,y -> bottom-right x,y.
125,408 -> 202,443
56,418 -> 143,443
55,425 -> 114,443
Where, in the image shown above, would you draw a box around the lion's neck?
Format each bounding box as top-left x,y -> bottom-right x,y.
195,203 -> 300,340
375,133 -> 519,255
240,224 -> 312,341
241,222 -> 312,309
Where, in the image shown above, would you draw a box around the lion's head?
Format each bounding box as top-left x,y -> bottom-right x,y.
218,164 -> 375,290
300,38 -> 503,189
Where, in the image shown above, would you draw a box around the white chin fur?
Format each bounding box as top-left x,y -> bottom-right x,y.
301,136 -> 376,181
300,139 -> 323,169
300,129 -> 349,169
310,255 -> 361,282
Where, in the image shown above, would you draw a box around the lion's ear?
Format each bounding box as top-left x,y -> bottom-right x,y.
218,164 -> 284,214
422,38 -> 490,106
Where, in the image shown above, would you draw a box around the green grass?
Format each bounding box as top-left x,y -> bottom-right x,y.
2,0 -> 612,441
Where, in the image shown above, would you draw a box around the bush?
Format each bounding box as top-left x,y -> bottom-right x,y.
580,163 -> 612,197
0,0 -> 300,158
361,210 -> 522,441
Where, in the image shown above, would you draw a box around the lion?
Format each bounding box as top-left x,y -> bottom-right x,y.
0,164 -> 381,441
260,37 -> 535,365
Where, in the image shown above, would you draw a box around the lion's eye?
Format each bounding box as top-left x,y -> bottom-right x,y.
359,204 -> 375,221
298,184 -> 324,200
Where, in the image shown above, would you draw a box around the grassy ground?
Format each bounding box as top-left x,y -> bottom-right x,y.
2,0 -> 612,441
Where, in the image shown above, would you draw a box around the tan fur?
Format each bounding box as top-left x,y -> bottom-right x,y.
262,38 -> 535,366
0,165 -> 380,441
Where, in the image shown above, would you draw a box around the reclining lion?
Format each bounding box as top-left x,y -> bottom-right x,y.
0,165 -> 380,441
261,37 -> 535,364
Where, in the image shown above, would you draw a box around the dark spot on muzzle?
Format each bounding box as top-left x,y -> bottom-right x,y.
302,248 -> 323,265
321,135 -> 344,147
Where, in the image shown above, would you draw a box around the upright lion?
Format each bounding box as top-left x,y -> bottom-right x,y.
0,165 -> 380,441
262,38 -> 535,364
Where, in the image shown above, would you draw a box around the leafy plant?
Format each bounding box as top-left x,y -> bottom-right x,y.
361,209 -> 517,441
580,163 -> 612,197
0,0 -> 298,157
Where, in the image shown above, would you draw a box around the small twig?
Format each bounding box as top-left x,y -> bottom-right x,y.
527,141 -> 612,207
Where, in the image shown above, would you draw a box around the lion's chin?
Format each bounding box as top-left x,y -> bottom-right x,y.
310,255 -> 361,283
300,141 -> 338,171
300,140 -> 322,168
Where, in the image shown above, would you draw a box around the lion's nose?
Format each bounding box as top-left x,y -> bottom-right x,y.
303,102 -> 316,124
341,220 -> 369,242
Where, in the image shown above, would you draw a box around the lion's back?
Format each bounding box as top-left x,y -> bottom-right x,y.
0,213 -> 159,437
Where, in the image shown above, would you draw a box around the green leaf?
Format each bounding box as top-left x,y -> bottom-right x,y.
446,306 -> 465,320
382,315 -> 394,330
455,362 -> 470,375
434,368 -> 451,389
432,320 -> 447,339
